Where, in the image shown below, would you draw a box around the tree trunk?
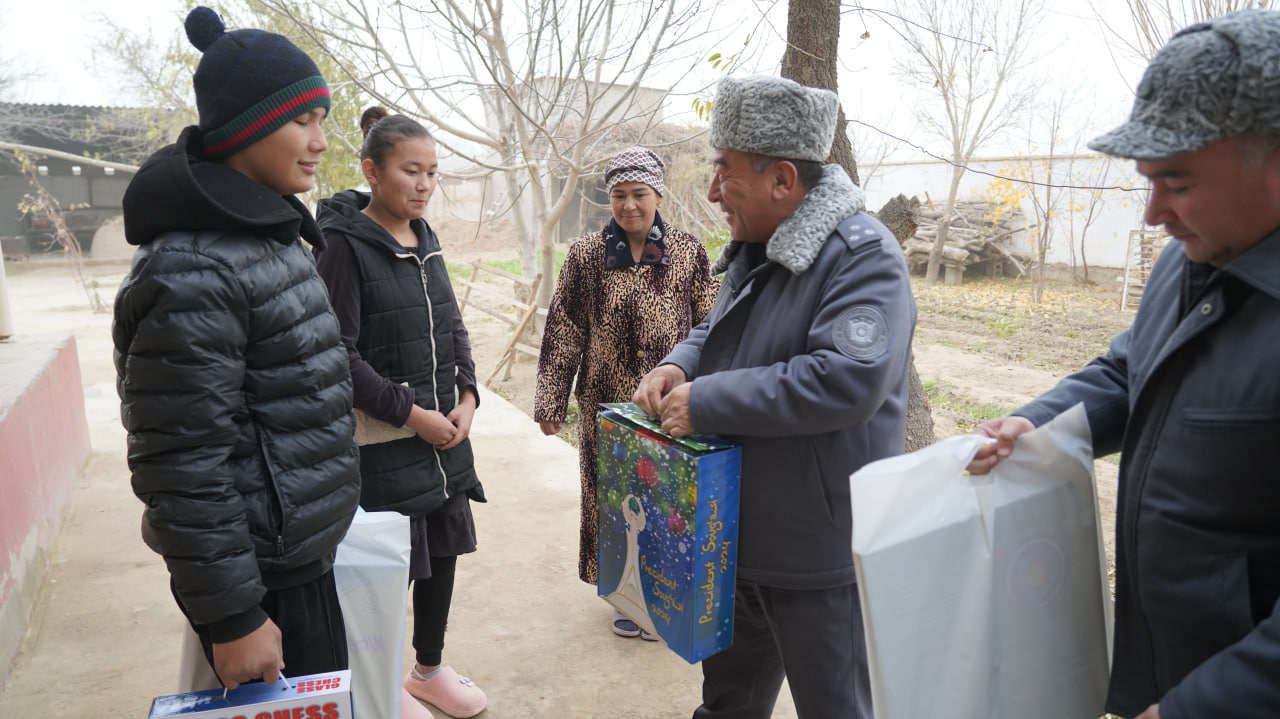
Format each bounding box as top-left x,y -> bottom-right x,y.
509,168 -> 537,279
1066,208 -> 1079,281
538,220 -> 556,307
926,164 -> 965,285
783,0 -> 934,450
780,0 -> 858,187
1035,153 -> 1054,304
904,353 -> 933,452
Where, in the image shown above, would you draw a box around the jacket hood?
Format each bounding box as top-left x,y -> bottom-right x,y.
711,164 -> 866,276
122,125 -> 325,249
317,189 -> 380,246
317,189 -> 438,254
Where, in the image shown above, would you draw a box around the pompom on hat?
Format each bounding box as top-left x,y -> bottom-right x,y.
1089,9 -> 1280,161
605,146 -> 666,195
184,6 -> 331,159
709,75 -> 838,163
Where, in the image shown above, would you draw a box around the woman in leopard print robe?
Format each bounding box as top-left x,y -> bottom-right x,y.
534,147 -> 719,593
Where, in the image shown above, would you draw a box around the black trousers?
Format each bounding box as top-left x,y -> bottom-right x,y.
411,554 -> 458,667
179,569 -> 349,684
693,580 -> 873,719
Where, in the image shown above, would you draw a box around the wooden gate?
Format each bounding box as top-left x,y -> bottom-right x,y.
1121,230 -> 1170,312
456,260 -> 543,382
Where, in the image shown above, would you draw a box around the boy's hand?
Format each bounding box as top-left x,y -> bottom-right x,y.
212,618 -> 284,689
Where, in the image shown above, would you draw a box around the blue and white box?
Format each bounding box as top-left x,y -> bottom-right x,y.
148,670 -> 353,719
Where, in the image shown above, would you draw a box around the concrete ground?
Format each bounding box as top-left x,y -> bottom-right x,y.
0,258 -> 799,719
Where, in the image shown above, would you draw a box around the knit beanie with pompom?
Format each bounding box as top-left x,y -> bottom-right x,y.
184,6 -> 331,159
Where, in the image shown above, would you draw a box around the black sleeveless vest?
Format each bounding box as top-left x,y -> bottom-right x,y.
339,208 -> 481,516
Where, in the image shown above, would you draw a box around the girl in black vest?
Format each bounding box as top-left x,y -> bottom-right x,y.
316,108 -> 487,719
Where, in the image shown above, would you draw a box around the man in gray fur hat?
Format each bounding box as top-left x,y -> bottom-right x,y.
969,10 -> 1280,719
634,75 -> 916,718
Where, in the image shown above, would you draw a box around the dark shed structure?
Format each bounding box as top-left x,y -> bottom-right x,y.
0,104 -> 144,257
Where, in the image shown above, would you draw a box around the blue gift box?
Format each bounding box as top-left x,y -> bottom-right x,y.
596,403 -> 741,663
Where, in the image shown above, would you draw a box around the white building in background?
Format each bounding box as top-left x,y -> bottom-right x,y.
865,154 -> 1150,271
431,137 -> 1156,278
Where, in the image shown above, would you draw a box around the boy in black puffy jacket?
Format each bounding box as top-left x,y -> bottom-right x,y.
112,6 -> 359,690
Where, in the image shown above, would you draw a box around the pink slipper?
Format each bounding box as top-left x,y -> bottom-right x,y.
399,687 -> 435,719
404,666 -> 487,718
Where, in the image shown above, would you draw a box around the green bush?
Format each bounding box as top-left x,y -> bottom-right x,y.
702,229 -> 730,258
486,252 -> 568,280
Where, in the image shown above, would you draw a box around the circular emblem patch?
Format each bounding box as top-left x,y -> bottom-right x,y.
1005,538 -> 1065,608
832,305 -> 889,360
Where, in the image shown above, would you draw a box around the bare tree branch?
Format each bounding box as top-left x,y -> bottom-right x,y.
1095,0 -> 1272,61
261,0 -> 736,303
893,0 -> 1044,285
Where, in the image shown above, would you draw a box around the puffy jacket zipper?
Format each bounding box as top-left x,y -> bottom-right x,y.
398,248 -> 450,498
257,427 -> 289,558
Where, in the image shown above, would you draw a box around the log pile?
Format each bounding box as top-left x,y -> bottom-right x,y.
900,200 -> 1035,283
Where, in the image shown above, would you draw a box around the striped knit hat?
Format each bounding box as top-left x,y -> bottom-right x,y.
184,6 -> 331,159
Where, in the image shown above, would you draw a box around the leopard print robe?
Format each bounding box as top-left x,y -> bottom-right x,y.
534,223 -> 719,584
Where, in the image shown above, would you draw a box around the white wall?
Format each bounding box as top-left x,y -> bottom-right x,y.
865,154 -> 1149,270
435,151 -> 1157,273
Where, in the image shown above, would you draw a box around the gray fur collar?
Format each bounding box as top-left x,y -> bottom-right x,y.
710,165 -> 865,276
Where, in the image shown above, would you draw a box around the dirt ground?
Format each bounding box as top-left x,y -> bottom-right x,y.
0,230 -> 1132,717
437,225 -> 1135,573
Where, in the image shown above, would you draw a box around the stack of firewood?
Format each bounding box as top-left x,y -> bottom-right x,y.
900,200 -> 1034,278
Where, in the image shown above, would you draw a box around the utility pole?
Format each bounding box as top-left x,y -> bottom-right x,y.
0,251 -> 13,339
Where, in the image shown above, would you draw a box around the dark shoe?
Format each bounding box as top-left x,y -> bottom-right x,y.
612,616 -> 642,638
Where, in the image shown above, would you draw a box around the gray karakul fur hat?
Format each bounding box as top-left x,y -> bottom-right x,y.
1090,9 -> 1280,161
709,75 -> 839,162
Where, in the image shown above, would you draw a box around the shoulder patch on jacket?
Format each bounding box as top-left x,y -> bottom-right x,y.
833,305 -> 889,360
834,214 -> 883,252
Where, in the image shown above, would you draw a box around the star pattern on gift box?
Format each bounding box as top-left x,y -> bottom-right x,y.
596,410 -> 739,663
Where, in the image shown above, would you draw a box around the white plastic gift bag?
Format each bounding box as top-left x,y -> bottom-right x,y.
335,508 -> 412,719
175,622 -> 221,693
850,404 -> 1112,719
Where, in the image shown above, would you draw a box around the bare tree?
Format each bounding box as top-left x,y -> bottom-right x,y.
0,17 -> 89,150
1024,154 -> 1056,302
850,128 -> 894,194
1068,156 -> 1127,285
782,0 -> 935,451
1020,92 -> 1075,303
0,15 -> 44,106
1101,0 -> 1272,61
92,1 -> 365,199
893,0 -> 1043,285
259,0 -> 732,305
